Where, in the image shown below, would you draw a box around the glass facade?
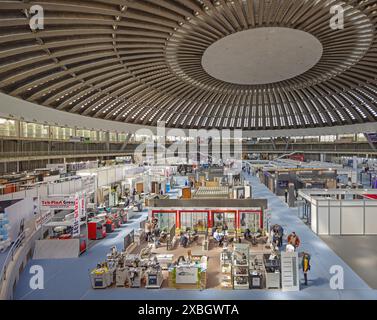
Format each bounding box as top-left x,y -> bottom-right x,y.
0,117 -> 374,146
20,121 -> 49,138
0,118 -> 16,136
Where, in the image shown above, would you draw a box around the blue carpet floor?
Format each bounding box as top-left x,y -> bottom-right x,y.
13,174 -> 377,300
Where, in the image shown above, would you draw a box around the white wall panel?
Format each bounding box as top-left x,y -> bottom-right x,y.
74,179 -> 82,193
69,180 -> 76,194
61,181 -> 70,194
25,188 -> 37,198
318,206 -> 329,235
341,206 -> 364,234
38,185 -> 48,197
116,167 -> 123,181
329,206 -> 341,235
97,170 -> 108,187
311,204 -> 317,234
108,168 -> 116,184
0,193 -> 13,201
365,207 -> 377,235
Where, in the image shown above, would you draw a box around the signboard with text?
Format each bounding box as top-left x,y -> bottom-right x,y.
39,196 -> 75,210
72,194 -> 80,237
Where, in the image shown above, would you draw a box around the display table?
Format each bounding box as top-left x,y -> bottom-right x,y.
168,257 -> 207,289
155,254 -> 174,270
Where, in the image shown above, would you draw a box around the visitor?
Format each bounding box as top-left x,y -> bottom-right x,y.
244,228 -> 251,240
287,231 -> 301,249
213,229 -> 224,247
286,243 -> 295,253
271,224 -> 284,248
179,232 -> 189,248
144,220 -> 152,242
302,252 -> 311,286
284,189 -> 288,203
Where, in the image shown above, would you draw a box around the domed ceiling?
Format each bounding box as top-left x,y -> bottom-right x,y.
0,0 -> 377,131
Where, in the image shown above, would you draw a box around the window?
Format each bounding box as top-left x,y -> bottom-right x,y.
98,131 -> 107,141
20,122 -> 49,138
0,118 -> 16,136
109,132 -> 118,142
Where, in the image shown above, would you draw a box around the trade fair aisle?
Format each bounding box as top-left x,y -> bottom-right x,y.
13,179 -> 377,300
14,211 -> 149,300
321,235 -> 377,289
245,174 -> 371,292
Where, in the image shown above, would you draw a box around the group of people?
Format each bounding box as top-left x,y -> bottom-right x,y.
270,225 -> 311,285
213,224 -> 231,246
271,225 -> 301,252
144,218 -> 161,245
243,228 -> 266,245
179,228 -> 198,248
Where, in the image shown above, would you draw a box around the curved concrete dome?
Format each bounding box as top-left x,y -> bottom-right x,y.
0,0 -> 376,131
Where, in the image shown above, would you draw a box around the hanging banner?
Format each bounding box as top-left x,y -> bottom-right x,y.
72,193 -> 80,237
81,194 -> 86,218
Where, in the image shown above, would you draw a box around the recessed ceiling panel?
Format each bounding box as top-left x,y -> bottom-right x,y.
202,27 -> 323,85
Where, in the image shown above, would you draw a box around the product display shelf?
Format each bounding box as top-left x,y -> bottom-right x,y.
220,249 -> 233,289
263,253 -> 281,289
232,244 -> 250,290
249,253 -> 266,289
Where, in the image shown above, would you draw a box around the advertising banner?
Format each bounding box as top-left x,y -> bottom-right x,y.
81,194 -> 86,218
39,196 -> 75,210
175,266 -> 198,284
72,193 -> 80,237
35,210 -> 53,230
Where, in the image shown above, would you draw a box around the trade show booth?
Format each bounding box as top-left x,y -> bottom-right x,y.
298,189 -> 377,235
149,198 -> 267,234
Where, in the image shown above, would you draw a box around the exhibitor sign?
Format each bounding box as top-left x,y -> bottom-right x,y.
72,194 -> 80,237
40,197 -> 75,210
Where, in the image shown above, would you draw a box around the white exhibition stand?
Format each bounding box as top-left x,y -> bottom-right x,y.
299,189 -> 377,235
281,252 -> 300,292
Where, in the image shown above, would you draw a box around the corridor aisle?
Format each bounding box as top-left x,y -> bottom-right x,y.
13,179 -> 377,300
245,173 -> 371,295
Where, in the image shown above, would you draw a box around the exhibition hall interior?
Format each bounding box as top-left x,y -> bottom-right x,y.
1,0 -> 377,301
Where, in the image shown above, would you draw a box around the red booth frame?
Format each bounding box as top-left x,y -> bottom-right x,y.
151,209 -> 264,231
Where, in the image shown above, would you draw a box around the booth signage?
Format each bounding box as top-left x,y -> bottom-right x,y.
81,195 -> 86,218
175,267 -> 198,284
72,194 -> 80,237
35,211 -> 53,230
40,197 -> 75,210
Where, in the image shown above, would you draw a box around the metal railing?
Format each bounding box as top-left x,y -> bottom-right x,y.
0,149 -> 137,158
0,230 -> 26,292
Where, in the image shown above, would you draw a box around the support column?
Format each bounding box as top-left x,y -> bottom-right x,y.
175,211 -> 181,233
